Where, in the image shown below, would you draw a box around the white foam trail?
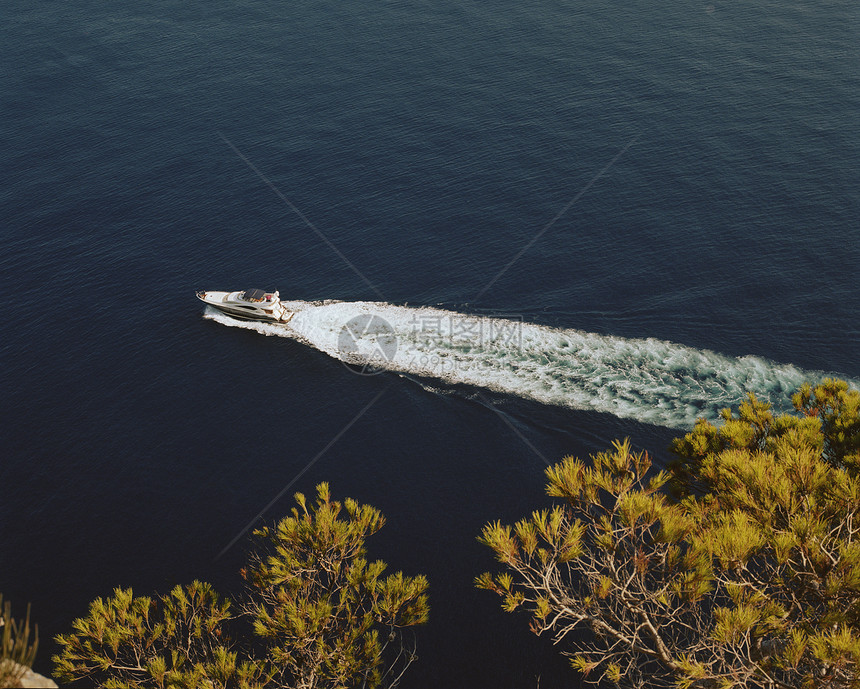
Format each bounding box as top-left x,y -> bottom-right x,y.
205,301 -> 857,429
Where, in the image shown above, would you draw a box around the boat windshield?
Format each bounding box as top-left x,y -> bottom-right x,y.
241,289 -> 267,302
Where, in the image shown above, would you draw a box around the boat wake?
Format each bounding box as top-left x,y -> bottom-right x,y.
204,300 -> 856,430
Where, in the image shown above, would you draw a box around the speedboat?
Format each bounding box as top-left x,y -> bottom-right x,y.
196,289 -> 293,323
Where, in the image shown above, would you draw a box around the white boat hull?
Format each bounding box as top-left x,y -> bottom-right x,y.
196,290 -> 293,323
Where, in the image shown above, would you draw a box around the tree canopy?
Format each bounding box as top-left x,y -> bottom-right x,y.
478,379 -> 860,689
53,483 -> 429,689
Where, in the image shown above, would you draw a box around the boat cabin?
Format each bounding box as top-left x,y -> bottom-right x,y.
240,289 -> 277,303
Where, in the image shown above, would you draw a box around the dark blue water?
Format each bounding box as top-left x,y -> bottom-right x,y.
2,1 -> 858,686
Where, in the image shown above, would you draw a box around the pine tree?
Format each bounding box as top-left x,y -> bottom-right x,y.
53,484 -> 429,689
478,380 -> 860,688
242,483 -> 429,689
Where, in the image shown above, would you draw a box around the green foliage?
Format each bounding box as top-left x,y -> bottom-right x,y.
479,380 -> 860,689
793,378 -> 860,471
669,378 -> 860,496
0,594 -> 39,688
478,439 -> 705,687
53,581 -> 260,689
54,484 -> 428,689
243,483 -> 429,689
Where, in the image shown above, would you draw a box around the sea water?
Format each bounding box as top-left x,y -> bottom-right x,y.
2,0 -> 857,686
